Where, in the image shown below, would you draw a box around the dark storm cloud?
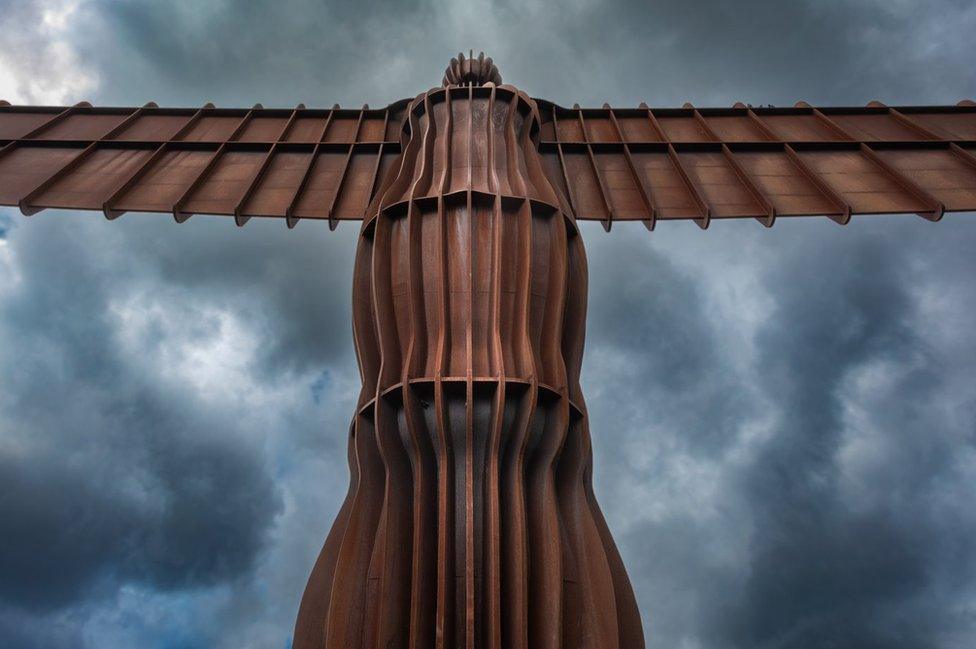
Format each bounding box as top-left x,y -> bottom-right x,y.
726,233 -> 931,647
0,215 -> 290,647
76,0 -> 441,106
535,0 -> 976,106
713,222 -> 976,649
60,0 -> 976,108
591,220 -> 976,648
111,214 -> 361,377
1,1 -> 976,648
0,218 -> 282,610
583,229 -> 755,452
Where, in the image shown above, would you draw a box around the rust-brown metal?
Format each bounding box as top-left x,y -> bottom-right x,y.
291,78 -> 642,649
3,53 -> 976,649
5,90 -> 976,226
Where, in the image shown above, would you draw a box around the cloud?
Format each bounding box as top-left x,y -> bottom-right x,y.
715,222 -> 976,648
1,1 -> 975,648
589,219 -> 976,648
0,216 -> 284,612
0,0 -> 98,104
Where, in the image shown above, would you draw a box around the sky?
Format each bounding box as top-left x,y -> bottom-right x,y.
1,1 -> 975,648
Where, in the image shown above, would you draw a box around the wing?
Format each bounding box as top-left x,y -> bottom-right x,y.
534,99 -> 976,230
0,99 -> 410,227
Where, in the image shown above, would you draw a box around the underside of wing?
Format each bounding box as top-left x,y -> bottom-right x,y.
5,97 -> 976,232
0,99 -> 411,227
534,99 -> 976,230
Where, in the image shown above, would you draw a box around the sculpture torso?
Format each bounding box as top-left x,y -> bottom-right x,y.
358,82 -> 579,394
294,60 -> 643,649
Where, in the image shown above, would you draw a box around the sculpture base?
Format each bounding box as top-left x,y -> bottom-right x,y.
294,379 -> 643,649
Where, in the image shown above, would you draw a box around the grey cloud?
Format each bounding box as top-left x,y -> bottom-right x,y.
728,227 -> 933,648
110,215 -> 361,377
2,1 -> 976,648
714,222 -> 976,649
598,220 -> 976,649
62,0 -> 976,109
0,216 -> 283,627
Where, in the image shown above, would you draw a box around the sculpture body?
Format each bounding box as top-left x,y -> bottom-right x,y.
293,77 -> 643,648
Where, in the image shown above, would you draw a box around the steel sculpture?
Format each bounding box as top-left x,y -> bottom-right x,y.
3,51 -> 976,648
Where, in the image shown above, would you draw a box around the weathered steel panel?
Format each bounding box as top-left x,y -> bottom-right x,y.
0,146 -> 83,204
629,150 -> 702,218
235,115 -> 291,142
110,113 -> 194,141
677,150 -> 763,217
732,150 -> 843,216
112,149 -> 215,212
2,83 -> 975,228
182,151 -> 266,215
36,112 -> 131,140
0,110 -> 60,139
239,151 -> 312,218
874,148 -> 976,211
32,147 -> 155,210
903,111 -> 976,140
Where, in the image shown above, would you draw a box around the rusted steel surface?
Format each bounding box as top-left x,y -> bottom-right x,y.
4,94 -> 975,229
294,79 -> 643,649
535,100 -> 976,230
6,53 -> 975,649
0,101 -> 410,226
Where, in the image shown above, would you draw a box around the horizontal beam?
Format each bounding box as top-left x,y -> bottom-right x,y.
2,98 -> 975,228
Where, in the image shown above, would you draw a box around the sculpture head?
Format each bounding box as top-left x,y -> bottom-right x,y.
442,50 -> 502,87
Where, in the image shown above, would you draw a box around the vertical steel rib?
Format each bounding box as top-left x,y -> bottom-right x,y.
233,103 -> 306,226
858,142 -> 945,220
400,196 -> 423,641
400,207 -> 431,648
509,197 -> 535,649
642,103 -> 711,228
781,144 -> 853,224
434,87 -> 454,649
100,103 -> 214,219
550,106 -> 580,219
327,107 -> 367,230
485,86 -> 507,649
575,105 -> 614,230
285,104 -> 339,228
688,103 -> 776,226
171,104 -> 260,223
606,103 -> 657,231
463,82 -> 476,649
